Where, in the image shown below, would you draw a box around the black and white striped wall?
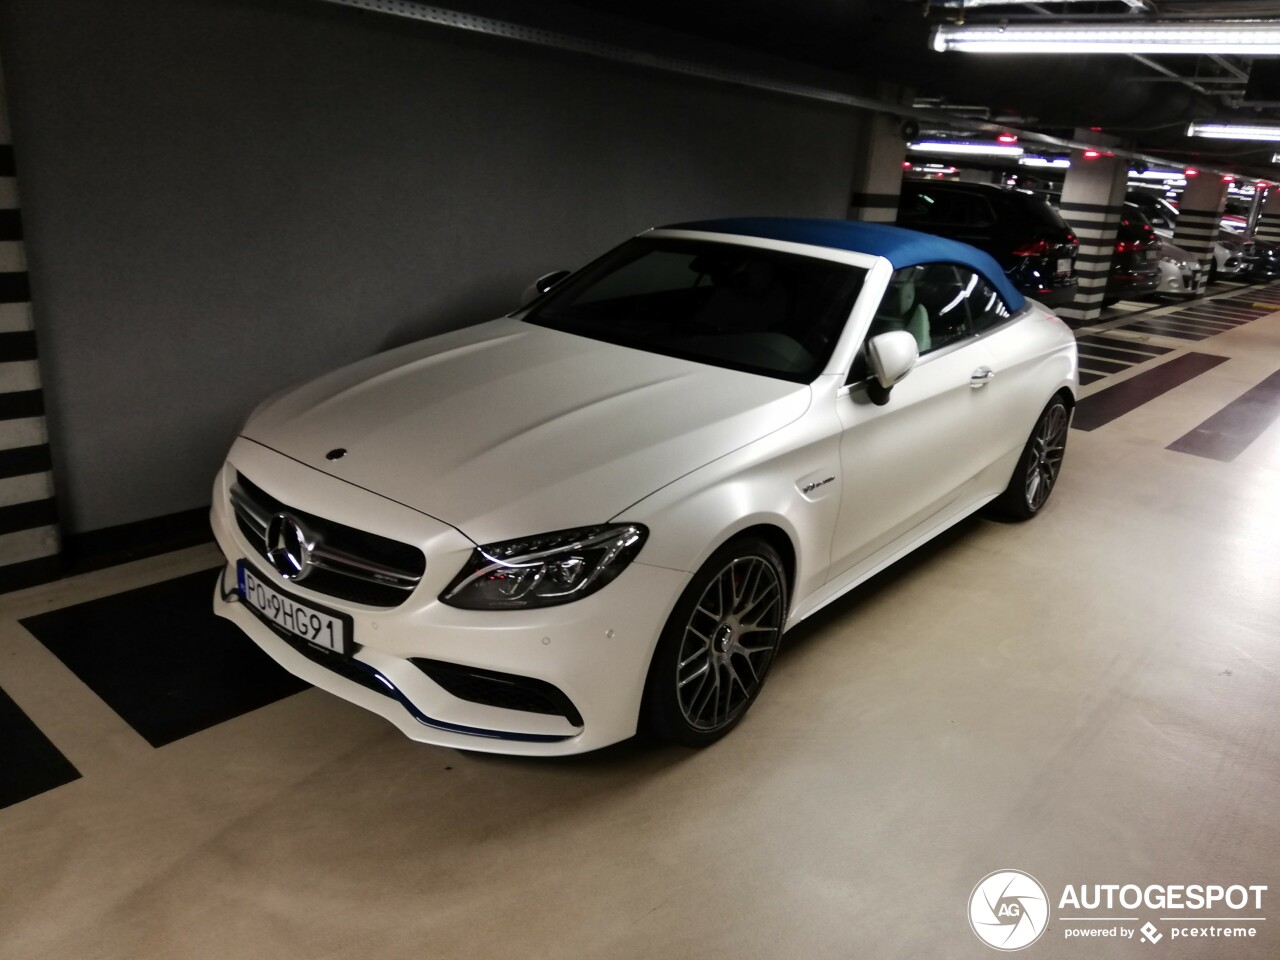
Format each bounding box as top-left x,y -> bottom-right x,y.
1255,185 -> 1280,245
0,57 -> 60,590
1056,141 -> 1128,326
1171,174 -> 1228,287
1058,198 -> 1122,324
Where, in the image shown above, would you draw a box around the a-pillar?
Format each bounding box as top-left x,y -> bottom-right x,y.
847,108 -> 907,223
1254,184 -> 1280,245
1171,172 -> 1228,288
0,55 -> 60,591
1057,136 -> 1128,326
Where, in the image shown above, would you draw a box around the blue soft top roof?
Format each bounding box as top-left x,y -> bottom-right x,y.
663,217 -> 1027,312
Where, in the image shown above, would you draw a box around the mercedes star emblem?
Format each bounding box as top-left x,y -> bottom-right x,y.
266,513 -> 314,581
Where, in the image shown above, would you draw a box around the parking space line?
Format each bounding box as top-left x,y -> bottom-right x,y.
1166,369 -> 1280,462
1072,353 -> 1230,431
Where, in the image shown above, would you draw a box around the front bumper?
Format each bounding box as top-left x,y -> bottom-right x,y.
211,439 -> 690,755
1157,262 -> 1203,296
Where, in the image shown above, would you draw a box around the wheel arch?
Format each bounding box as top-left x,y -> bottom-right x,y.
726,522 -> 798,609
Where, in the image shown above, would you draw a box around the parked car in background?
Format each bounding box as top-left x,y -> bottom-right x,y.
898,179 -> 1079,307
1125,190 -> 1244,281
211,217 -> 1078,755
1242,238 -> 1280,279
1105,206 -> 1162,302
1212,232 -> 1247,280
1155,237 -> 1204,297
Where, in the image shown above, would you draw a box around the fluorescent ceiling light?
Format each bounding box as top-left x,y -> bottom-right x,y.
1019,156 -> 1071,169
1187,122 -> 1280,142
960,0 -> 1147,5
932,22 -> 1280,55
908,140 -> 1025,157
1129,177 -> 1188,188
1128,168 -> 1189,180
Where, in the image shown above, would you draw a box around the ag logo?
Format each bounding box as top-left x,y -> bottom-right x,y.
969,869 -> 1049,951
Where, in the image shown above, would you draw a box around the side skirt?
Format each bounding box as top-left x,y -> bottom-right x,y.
784,491 -> 999,630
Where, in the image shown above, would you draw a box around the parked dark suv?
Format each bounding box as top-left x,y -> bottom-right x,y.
1105,206 -> 1162,302
897,179 -> 1079,307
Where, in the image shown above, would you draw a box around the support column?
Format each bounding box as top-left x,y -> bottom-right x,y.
1245,182 -> 1267,239
1254,185 -> 1280,245
847,109 -> 907,223
0,56 -> 60,590
1172,172 -> 1228,288
1056,133 -> 1128,326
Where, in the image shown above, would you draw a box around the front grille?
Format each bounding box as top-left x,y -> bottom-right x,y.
412,658 -> 584,727
231,471 -> 425,608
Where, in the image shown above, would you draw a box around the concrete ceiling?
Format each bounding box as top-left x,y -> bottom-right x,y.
558,0 -> 1280,177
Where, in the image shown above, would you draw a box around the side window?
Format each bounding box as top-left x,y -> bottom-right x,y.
965,273 -> 1014,333
864,263 -> 975,357
899,188 -> 996,228
912,264 -> 974,352
865,265 -> 930,353
897,189 -> 932,224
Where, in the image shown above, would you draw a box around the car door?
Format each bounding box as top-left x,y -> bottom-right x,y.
967,272 -> 1058,492
829,263 -> 1007,578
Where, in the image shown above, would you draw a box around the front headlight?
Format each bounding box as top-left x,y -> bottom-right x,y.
440,524 -> 647,610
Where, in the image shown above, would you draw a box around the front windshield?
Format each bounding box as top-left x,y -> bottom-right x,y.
523,238 -> 867,383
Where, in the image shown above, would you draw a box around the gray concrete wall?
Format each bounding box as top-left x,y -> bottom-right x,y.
0,0 -> 865,534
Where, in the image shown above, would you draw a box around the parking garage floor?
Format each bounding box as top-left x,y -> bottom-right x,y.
1,283 -> 1278,960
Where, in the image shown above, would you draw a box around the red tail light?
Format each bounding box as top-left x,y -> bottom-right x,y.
1116,240 -> 1136,253
1012,240 -> 1051,257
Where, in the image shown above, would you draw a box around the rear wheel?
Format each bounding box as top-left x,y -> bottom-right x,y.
990,396 -> 1070,521
644,538 -> 787,747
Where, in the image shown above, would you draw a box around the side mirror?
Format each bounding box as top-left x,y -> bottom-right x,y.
520,270 -> 571,307
864,330 -> 918,406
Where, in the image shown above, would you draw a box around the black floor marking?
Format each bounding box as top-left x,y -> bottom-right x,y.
1075,335 -> 1172,356
1140,317 -> 1238,336
0,682 -> 80,809
1079,372 -> 1105,385
1162,305 -> 1249,321
1162,320 -> 1240,335
1078,356 -> 1131,375
1167,369 -> 1280,462
1163,312 -> 1246,328
1120,320 -> 1210,341
1077,343 -> 1165,365
1072,353 -> 1230,431
20,569 -> 309,747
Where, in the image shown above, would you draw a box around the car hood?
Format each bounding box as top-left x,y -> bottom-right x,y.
1158,238 -> 1194,262
243,318 -> 811,544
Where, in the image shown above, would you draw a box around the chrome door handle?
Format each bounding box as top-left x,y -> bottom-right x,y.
970,367 -> 995,388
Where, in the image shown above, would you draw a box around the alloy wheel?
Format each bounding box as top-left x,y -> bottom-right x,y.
674,555 -> 783,731
1025,403 -> 1068,512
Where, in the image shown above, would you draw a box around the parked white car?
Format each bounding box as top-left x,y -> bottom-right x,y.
1156,237 -> 1204,296
211,218 -> 1078,755
1127,192 -> 1244,280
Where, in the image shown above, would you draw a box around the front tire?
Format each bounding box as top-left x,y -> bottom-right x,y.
990,396 -> 1070,521
644,538 -> 787,747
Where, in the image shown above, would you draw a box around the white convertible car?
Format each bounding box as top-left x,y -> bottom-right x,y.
212,218 -> 1078,755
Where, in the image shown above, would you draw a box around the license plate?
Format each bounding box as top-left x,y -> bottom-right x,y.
237,561 -> 352,655
1057,258 -> 1072,274
1146,249 -> 1159,261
